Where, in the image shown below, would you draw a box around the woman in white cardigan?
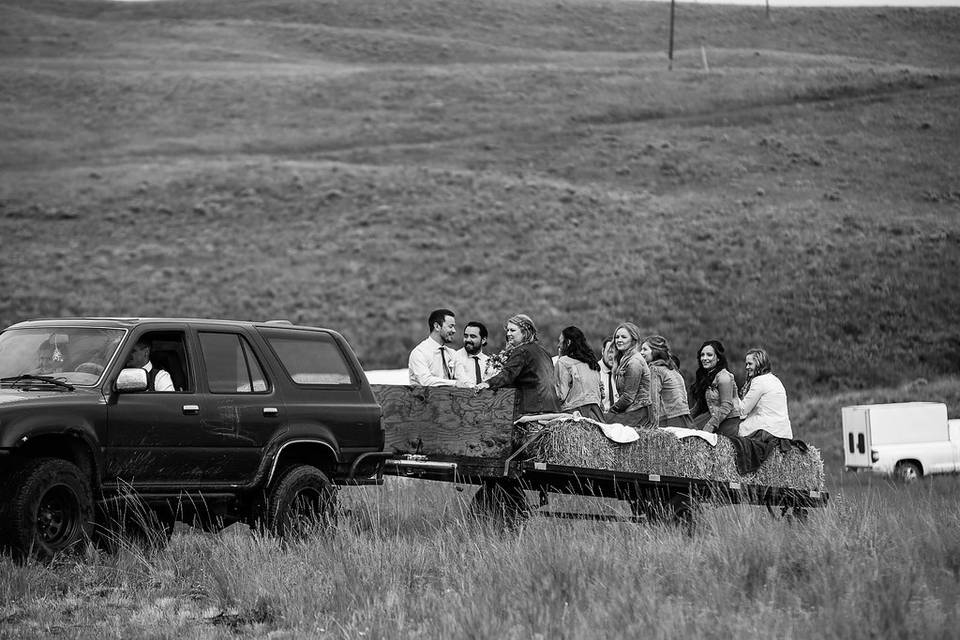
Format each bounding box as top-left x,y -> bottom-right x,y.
738,347 -> 793,439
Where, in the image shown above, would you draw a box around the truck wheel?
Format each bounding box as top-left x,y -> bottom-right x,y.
1,458 -> 93,559
895,461 -> 922,482
268,465 -> 337,537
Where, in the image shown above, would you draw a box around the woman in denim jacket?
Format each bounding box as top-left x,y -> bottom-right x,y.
604,322 -> 652,427
554,326 -> 604,421
689,340 -> 741,436
640,335 -> 693,428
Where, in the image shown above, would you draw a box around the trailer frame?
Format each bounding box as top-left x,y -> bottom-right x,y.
384,454 -> 828,525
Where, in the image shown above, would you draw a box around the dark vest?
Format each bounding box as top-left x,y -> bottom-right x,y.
146,366 -> 158,391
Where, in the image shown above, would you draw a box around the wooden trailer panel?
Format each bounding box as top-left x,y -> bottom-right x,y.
371,385 -> 518,479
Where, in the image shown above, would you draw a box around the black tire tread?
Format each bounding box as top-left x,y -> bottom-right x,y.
0,457 -> 94,559
267,465 -> 337,536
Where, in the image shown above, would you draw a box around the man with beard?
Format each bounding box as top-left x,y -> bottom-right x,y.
453,321 -> 491,386
599,337 -> 619,412
408,308 -> 471,387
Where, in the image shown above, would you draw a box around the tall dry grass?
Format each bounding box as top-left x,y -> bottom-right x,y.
2,474 -> 959,639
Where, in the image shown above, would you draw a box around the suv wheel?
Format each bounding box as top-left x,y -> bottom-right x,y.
268,465 -> 337,536
1,458 -> 93,559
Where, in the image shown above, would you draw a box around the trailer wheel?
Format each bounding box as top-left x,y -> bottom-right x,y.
1,458 -> 94,559
268,465 -> 337,537
470,478 -> 529,527
894,461 -> 922,482
630,491 -> 693,530
765,504 -> 809,523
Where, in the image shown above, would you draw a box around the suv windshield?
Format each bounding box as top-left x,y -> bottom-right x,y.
0,327 -> 125,387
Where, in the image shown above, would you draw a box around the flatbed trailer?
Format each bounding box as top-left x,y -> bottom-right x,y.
383,454 -> 828,524
373,385 -> 828,525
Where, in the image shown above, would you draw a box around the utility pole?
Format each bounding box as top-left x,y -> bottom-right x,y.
766,0 -> 771,20
668,0 -> 676,70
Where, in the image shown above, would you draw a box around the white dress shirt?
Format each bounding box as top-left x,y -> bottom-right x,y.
599,359 -> 619,412
408,337 -> 460,386
144,361 -> 175,392
739,372 -> 793,439
453,348 -> 491,385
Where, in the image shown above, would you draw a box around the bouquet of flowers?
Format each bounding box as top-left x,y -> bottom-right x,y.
485,347 -> 513,377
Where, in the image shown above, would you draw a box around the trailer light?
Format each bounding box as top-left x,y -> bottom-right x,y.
871,449 -> 880,463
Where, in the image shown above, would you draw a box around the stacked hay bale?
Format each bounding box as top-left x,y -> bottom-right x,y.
527,418 -> 824,491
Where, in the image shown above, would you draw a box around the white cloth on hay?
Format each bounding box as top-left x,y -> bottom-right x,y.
516,414 -> 718,447
661,427 -> 718,447
514,411 -> 640,444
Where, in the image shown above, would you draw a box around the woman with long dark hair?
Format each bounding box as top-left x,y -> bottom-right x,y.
640,335 -> 693,428
554,326 -> 603,421
689,340 -> 741,437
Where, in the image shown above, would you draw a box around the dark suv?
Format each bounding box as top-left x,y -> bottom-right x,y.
0,318 -> 385,557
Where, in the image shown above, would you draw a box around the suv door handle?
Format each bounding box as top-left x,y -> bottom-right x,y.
182,404 -> 200,415
263,407 -> 279,417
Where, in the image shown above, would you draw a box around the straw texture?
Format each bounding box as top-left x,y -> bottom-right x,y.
522,418 -> 824,491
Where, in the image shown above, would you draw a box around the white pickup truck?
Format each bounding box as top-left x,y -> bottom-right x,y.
842,402 -> 960,480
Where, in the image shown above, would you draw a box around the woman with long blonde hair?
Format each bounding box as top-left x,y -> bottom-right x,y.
738,347 -> 792,439
603,322 -> 652,427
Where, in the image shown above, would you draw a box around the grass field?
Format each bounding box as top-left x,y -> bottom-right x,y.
2,1 -> 960,637
2,469 -> 960,639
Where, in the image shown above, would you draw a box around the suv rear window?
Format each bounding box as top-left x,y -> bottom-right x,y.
199,332 -> 268,393
261,329 -> 354,385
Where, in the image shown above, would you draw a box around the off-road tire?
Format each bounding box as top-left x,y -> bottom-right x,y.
0,458 -> 93,559
267,465 -> 337,537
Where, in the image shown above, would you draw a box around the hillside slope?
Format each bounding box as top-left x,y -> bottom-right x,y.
1,0 -> 959,393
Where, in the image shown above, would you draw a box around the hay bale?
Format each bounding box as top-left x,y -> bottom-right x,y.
526,419 -> 824,491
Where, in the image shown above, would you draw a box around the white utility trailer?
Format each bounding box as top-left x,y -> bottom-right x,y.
842,402 -> 960,480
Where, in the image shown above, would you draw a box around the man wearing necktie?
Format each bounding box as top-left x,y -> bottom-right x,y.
408,308 -> 472,387
598,337 -> 619,411
454,321 -> 491,386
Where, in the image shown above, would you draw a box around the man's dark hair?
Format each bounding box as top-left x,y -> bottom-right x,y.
427,308 -> 455,332
464,321 -> 488,341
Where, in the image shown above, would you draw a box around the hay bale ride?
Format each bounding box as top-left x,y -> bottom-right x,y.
372,385 -> 828,524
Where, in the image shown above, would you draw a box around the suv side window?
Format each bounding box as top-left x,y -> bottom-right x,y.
261,330 -> 354,385
199,332 -> 268,393
124,330 -> 192,392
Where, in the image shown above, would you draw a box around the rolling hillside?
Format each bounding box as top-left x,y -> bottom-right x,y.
2,0 -> 959,397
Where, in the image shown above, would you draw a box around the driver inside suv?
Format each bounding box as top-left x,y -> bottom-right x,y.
125,339 -> 175,392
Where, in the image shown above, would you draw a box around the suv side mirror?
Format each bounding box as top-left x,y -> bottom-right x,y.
116,367 -> 148,393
